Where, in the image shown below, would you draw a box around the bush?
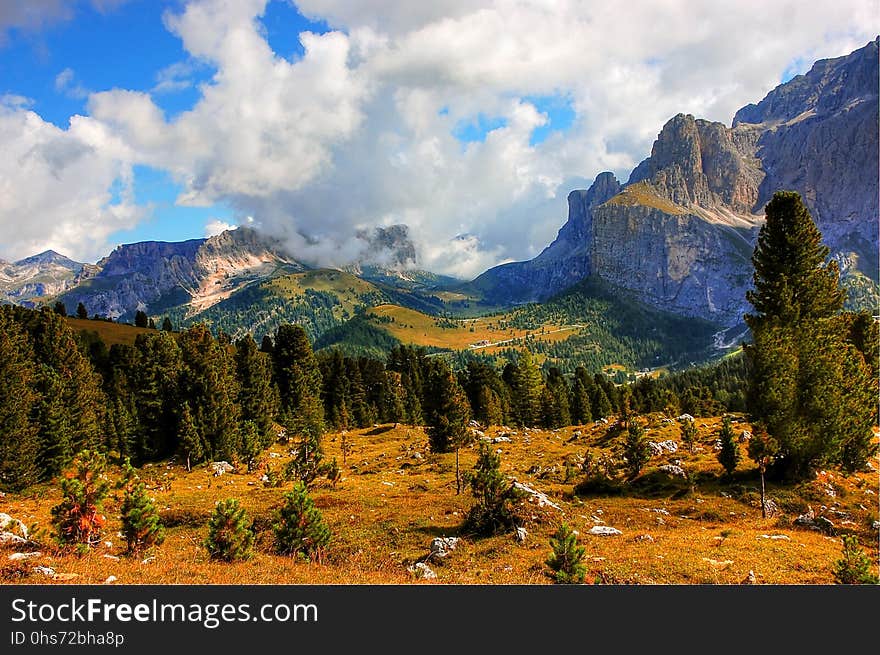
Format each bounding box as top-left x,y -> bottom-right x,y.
833,535 -> 878,584
464,442 -> 525,536
204,499 -> 254,562
119,460 -> 165,555
545,523 -> 587,584
50,450 -> 110,552
624,423 -> 650,480
272,482 -> 331,562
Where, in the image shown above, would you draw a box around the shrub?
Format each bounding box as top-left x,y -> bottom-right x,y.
833,535 -> 878,584
119,460 -> 165,555
50,450 -> 110,552
272,482 -> 331,562
545,523 -> 587,584
464,442 -> 525,535
624,423 -> 650,480
204,499 -> 254,561
717,416 -> 741,477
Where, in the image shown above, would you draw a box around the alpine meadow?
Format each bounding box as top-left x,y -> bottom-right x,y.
0,2 -> 877,589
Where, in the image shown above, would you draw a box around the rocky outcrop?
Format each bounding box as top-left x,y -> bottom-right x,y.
473,38 -> 879,325
0,250 -> 88,305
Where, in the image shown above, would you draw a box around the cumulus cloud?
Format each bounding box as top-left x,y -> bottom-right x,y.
1,0 -> 878,274
0,0 -> 128,44
204,218 -> 237,236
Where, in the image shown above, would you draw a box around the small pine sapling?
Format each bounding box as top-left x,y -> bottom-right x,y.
51,450 -> 111,553
624,422 -> 650,480
747,427 -> 779,518
833,535 -> 878,584
273,482 -> 331,563
546,523 -> 587,584
680,418 -> 698,453
716,416 -> 741,478
119,459 -> 165,555
204,499 -> 254,561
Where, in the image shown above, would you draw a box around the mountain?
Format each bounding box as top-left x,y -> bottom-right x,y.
471,38 -> 879,326
56,227 -> 306,321
0,250 -> 95,305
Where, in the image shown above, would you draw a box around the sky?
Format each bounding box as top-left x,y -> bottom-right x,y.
0,0 -> 877,277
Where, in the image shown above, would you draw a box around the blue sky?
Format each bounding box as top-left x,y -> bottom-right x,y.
0,0 -> 875,274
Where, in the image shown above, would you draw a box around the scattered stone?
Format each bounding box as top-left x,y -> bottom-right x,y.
8,552 -> 41,561
815,516 -> 835,535
634,534 -> 654,543
34,566 -> 55,577
141,557 -> 155,565
658,464 -> 687,479
104,575 -> 117,584
588,526 -> 622,536
677,414 -> 694,422
741,570 -> 757,585
429,537 -> 460,559
468,420 -> 480,428
873,521 -> 880,531
103,554 -> 120,561
408,562 -> 437,580
757,534 -> 790,541
493,436 -> 511,443
762,499 -> 779,517
412,452 -> 423,460
702,558 -> 734,569
794,507 -> 816,527
515,527 -> 528,543
52,572 -> 79,581
0,532 -> 27,546
739,430 -> 752,443
210,461 -> 234,477
0,513 -> 28,539
512,481 -> 562,511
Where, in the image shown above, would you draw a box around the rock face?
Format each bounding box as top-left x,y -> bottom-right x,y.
56,227 -> 305,320
473,38 -> 879,326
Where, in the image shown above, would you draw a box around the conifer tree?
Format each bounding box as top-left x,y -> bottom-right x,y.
76,302 -> 88,319
747,427 -> 779,518
0,313 -> 40,491
273,482 -> 331,562
833,535 -> 878,584
716,416 -> 741,477
570,368 -> 594,425
161,317 -> 173,332
53,301 -> 67,316
511,350 -> 543,427
119,459 -> 164,555
541,368 -> 571,428
546,523 -> 587,584
51,450 -> 111,551
260,335 -> 274,354
465,442 -> 524,535
204,499 -> 254,561
426,365 -> 472,493
234,335 -> 279,449
272,325 -> 324,440
680,416 -> 698,453
624,422 -> 650,480
178,403 -> 204,471
591,384 -> 613,420
131,331 -> 182,461
135,310 -> 149,328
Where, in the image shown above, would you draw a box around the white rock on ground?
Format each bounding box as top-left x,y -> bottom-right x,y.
408,562 -> 437,580
429,537 -> 460,559
0,513 -> 28,539
8,552 -> 41,561
588,526 -> 622,536
512,481 -> 562,511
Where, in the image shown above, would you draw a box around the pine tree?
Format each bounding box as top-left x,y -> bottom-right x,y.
591,384 -> 613,420
716,416 -> 741,477
272,325 -> 324,440
135,310 -> 149,328
148,318 -> 156,329
161,317 -> 173,332
465,442 -> 524,535
545,523 -> 587,584
260,335 -> 274,354
234,335 -> 279,450
747,427 -> 779,518
204,499 -> 254,561
76,302 -> 88,319
426,365 -> 472,493
178,403 -> 204,471
833,535 -> 878,584
51,450 -> 111,551
273,482 -> 331,562
541,368 -> 571,429
0,312 -> 40,491
53,301 -> 67,317
511,350 -> 543,427
570,368 -> 594,425
131,332 -> 182,461
119,459 -> 164,555
624,422 -> 650,480
680,417 -> 698,453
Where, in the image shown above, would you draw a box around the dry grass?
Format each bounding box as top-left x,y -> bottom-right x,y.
65,318 -> 156,346
367,304 -> 579,353
605,182 -> 687,215
2,417 -> 877,585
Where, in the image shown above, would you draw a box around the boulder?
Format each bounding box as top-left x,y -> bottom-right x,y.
762,498 -> 779,517
0,513 -> 28,539
514,527 -> 528,543
634,534 -> 655,543
512,481 -> 562,511
794,507 -> 816,526
104,575 -> 118,584
588,526 -> 622,536
815,516 -> 835,535
658,464 -> 687,479
741,570 -> 758,585
872,521 -> 880,531
8,552 -> 41,561
34,566 -> 55,577
408,562 -> 437,580
739,430 -> 752,443
493,436 -> 511,443
429,537 -> 460,559
210,461 -> 234,476
677,414 -> 694,422
0,532 -> 27,546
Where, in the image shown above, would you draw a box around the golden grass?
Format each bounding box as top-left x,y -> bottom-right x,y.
605,182 -> 688,215
266,270 -> 380,318
367,304 -> 580,353
3,417 -> 877,585
65,318 -> 156,346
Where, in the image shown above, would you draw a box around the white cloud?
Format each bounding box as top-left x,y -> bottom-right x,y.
204,218 -> 236,236
0,0 -> 129,44
1,0 -> 878,274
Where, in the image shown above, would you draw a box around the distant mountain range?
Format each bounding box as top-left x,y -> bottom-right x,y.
3,39 -> 876,351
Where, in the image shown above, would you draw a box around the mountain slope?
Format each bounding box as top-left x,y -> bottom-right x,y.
472,38 -> 879,326
0,250 -> 95,305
